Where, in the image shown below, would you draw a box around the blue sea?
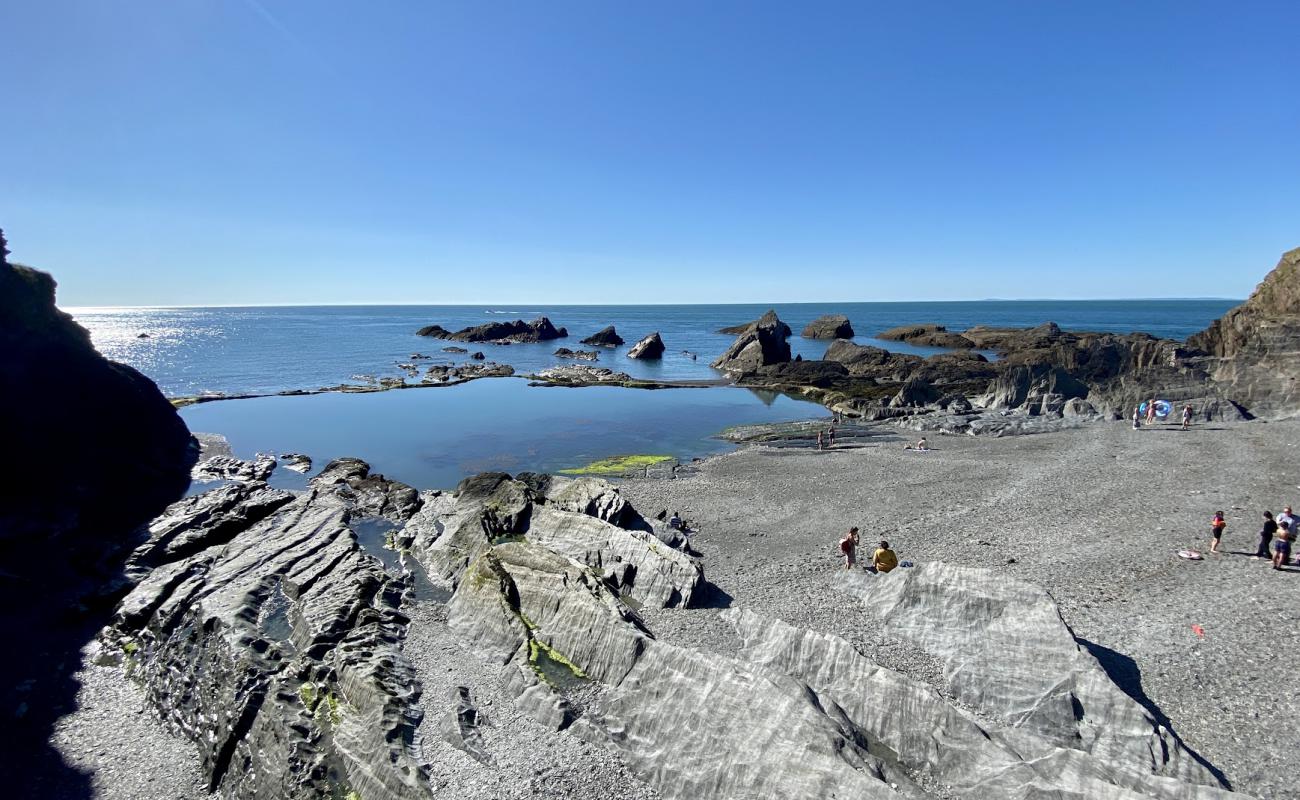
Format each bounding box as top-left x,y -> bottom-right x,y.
70,300 -> 1236,398
70,300 -> 1238,490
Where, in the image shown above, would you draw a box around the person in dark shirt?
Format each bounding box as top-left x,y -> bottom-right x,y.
1257,511 -> 1278,559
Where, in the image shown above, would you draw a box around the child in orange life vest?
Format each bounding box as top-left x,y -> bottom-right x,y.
1208,511 -> 1227,554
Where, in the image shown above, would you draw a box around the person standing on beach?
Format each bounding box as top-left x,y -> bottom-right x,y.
817,430 -> 824,451
1145,398 -> 1158,426
1181,404 -> 1193,430
1276,507 -> 1297,567
1257,511 -> 1278,559
1273,512 -> 1294,570
1208,511 -> 1227,554
839,527 -> 859,570
1132,406 -> 1141,430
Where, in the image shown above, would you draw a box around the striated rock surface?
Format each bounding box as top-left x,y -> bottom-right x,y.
1186,246 -> 1300,417
580,325 -> 625,347
712,310 -> 792,374
416,316 -> 568,343
112,450 -> 1236,800
109,474 -> 427,799
800,313 -> 854,339
627,332 -> 666,360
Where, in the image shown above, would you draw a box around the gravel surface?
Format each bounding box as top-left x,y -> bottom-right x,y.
48,641 -> 207,799
620,417 -> 1300,800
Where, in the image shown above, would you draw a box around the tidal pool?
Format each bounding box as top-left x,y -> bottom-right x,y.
180,378 -> 829,490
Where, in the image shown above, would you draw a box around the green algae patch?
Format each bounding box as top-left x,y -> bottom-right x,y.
529,638 -> 589,690
559,454 -> 674,476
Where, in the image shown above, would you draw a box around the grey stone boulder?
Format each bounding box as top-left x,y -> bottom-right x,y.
800,314 -> 854,339
627,332 -> 665,360
1062,397 -> 1098,417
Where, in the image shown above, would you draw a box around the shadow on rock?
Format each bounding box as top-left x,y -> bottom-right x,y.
1080,637 -> 1232,790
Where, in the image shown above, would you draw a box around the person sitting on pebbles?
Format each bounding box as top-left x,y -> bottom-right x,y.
904,437 -> 929,451
872,540 -> 899,573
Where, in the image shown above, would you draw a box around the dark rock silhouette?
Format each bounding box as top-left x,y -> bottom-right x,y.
580,325 -> 625,347
417,317 -> 568,343
0,230 -> 197,796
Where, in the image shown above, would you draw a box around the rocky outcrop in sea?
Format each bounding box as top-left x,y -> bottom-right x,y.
580,325 -> 625,347
710,248 -> 1300,430
417,317 -> 568,343
627,332 -> 665,359
800,313 -> 854,339
712,309 -> 792,373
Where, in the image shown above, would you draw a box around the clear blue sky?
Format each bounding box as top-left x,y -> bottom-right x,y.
2,1 -> 1296,306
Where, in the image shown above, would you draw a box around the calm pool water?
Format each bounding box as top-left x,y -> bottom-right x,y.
181,378 -> 828,490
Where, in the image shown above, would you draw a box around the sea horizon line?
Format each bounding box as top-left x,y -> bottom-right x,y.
61,296 -> 1244,312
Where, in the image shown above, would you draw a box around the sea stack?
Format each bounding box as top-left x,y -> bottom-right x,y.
627,332 -> 666,359
712,310 -> 792,374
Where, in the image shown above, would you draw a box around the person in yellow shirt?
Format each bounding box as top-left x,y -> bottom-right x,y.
872,541 -> 899,573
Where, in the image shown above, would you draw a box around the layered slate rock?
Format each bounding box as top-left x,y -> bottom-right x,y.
448,556 -> 1231,800
800,313 -> 854,339
1187,246 -> 1300,417
403,472 -> 702,608
712,310 -> 792,374
627,331 -> 666,360
109,474 -> 429,800
416,316 -> 568,343
579,325 -> 625,347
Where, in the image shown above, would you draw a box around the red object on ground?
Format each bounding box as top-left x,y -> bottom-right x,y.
1191,624 -> 1205,637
